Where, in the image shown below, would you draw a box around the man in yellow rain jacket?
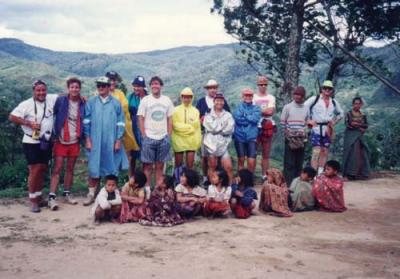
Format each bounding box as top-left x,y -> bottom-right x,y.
105,71 -> 139,175
171,87 -> 201,170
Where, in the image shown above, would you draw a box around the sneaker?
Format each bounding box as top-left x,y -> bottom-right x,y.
94,218 -> 100,226
262,175 -> 268,182
37,196 -> 48,208
31,203 -> 41,213
63,194 -> 78,205
48,198 -> 59,211
83,193 -> 95,206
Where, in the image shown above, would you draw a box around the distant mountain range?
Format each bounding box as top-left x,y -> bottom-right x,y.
0,38 -> 399,111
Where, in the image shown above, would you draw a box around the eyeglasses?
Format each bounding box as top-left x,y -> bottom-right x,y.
322,87 -> 333,91
258,84 -> 268,87
96,84 -> 109,88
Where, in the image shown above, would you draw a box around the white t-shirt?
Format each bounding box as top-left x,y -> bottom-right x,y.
174,184 -> 207,197
207,185 -> 232,202
253,93 -> 276,125
11,94 -> 58,144
137,94 -> 174,140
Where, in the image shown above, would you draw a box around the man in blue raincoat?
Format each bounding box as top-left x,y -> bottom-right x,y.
83,76 -> 128,206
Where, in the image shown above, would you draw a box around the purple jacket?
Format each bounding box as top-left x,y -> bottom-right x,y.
53,95 -> 85,140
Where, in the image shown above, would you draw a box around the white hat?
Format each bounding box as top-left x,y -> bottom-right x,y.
204,79 -> 219,88
96,76 -> 110,84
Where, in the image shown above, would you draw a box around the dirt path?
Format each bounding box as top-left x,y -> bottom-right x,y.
1,176 -> 400,279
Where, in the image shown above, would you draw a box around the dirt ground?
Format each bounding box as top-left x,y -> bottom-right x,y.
0,176 -> 399,279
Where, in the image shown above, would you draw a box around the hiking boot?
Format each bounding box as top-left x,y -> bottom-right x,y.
63,194 -> 78,205
31,203 -> 41,213
48,199 -> 59,211
83,193 -> 95,206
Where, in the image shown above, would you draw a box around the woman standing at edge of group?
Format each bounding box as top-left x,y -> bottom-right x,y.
106,71 -> 139,176
171,87 -> 201,170
342,97 -> 370,180
202,93 -> 235,184
9,80 -> 58,212
253,76 -> 276,180
48,77 -> 85,210
127,75 -> 148,173
233,88 -> 261,173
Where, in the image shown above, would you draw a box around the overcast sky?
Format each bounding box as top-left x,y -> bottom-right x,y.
0,0 -> 234,53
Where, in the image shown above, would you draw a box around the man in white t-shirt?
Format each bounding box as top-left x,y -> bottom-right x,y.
9,80 -> 58,213
253,76 -> 276,180
137,76 -> 174,194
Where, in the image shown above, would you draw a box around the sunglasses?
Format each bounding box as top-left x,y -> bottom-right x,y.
322,87 -> 333,91
182,95 -> 193,98
97,83 -> 109,88
258,84 -> 268,87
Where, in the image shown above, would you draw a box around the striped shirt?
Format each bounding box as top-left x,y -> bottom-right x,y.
280,101 -> 309,134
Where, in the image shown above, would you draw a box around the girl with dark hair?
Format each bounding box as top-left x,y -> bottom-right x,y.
229,169 -> 258,219
204,169 -> 231,217
175,169 -> 207,219
119,171 -> 147,223
139,175 -> 184,227
342,97 -> 370,180
312,160 -> 346,212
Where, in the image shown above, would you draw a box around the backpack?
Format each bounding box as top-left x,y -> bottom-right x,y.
309,94 -> 337,120
260,119 -> 275,138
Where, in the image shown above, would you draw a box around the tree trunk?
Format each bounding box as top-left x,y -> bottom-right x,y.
281,0 -> 306,105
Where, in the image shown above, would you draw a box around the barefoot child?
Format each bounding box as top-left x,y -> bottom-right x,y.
312,160 -> 346,212
175,169 -> 207,219
92,175 -> 122,225
119,171 -> 147,223
289,166 -> 317,212
140,175 -> 184,227
204,169 -> 231,218
230,169 -> 257,219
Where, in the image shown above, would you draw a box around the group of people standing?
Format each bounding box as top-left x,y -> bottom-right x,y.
9,72 -> 371,222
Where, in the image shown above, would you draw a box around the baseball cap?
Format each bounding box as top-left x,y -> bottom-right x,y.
95,76 -> 110,85
181,87 -> 194,97
132,75 -> 146,87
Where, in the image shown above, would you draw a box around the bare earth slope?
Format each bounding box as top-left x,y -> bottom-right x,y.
1,176 -> 399,279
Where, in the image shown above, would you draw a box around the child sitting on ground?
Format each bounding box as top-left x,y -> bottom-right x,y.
259,168 -> 292,217
312,160 -> 346,212
289,166 -> 317,212
175,169 -> 207,219
204,169 -> 231,218
92,175 -> 122,225
119,171 -> 147,223
230,169 -> 257,219
140,175 -> 184,227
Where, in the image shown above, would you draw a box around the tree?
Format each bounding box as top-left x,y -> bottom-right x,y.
212,0 -> 400,102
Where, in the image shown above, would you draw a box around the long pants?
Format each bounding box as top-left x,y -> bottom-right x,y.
283,140 -> 305,186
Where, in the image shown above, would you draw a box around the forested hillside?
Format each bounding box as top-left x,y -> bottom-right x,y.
0,38 -> 399,193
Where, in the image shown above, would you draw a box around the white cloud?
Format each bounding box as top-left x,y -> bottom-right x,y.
0,0 -> 234,53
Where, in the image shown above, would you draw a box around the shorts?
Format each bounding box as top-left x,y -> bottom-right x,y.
234,140 -> 257,158
311,131 -> 331,147
23,143 -> 52,165
201,144 -> 230,159
53,141 -> 80,157
141,136 -> 171,163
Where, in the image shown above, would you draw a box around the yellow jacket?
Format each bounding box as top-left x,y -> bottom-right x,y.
171,104 -> 201,152
111,89 -> 139,152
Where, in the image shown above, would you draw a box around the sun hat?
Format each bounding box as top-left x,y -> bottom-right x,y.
204,79 -> 219,88
322,80 -> 334,88
181,87 -> 194,97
